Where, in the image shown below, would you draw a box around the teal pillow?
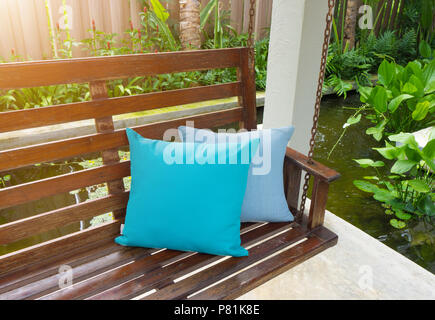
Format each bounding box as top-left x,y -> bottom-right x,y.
115,128 -> 260,257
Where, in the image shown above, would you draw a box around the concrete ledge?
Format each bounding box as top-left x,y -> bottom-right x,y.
239,206 -> 435,300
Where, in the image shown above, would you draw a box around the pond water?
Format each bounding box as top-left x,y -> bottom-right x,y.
313,93 -> 434,274
1,94 -> 434,274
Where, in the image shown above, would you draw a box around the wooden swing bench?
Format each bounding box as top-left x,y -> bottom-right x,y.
0,48 -> 339,300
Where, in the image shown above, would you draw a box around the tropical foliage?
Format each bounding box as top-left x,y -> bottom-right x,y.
360,56 -> 435,141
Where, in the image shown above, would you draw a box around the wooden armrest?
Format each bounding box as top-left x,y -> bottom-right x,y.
285,147 -> 340,183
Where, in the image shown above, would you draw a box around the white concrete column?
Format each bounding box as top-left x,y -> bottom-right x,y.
262,0 -> 329,154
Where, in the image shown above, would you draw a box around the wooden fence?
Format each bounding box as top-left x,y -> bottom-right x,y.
0,0 -> 273,61
334,0 -> 432,38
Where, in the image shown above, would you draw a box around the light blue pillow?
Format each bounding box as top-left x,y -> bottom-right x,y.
115,128 -> 260,257
178,126 -> 295,222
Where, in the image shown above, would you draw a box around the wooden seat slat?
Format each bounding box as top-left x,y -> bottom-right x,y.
190,227 -> 338,300
0,82 -> 241,134
13,223 -> 256,300
39,223 -> 279,300
0,240 -> 120,292
1,246 -> 154,300
0,107 -> 243,171
2,222 -> 288,300
0,192 -> 129,245
142,225 -> 307,300
0,48 -> 243,90
0,220 -> 122,275
87,222 -> 290,300
0,162 -> 130,210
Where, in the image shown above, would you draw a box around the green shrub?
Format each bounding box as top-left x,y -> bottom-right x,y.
358,57 -> 435,141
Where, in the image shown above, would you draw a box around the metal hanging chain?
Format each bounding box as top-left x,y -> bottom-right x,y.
298,0 -> 336,220
247,0 -> 256,69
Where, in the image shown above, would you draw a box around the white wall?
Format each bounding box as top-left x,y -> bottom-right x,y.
262,0 -> 329,154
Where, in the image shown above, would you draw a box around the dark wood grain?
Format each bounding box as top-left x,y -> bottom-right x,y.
0,220 -> 122,276
0,48 -> 243,89
238,49 -> 257,130
88,223 -> 290,300
190,226 -> 338,300
143,226 -> 307,300
0,193 -> 129,245
308,177 -> 329,230
1,245 -> 152,300
285,147 -> 340,182
283,157 -> 302,214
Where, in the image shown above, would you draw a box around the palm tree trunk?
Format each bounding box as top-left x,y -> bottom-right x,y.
179,0 -> 201,49
344,0 -> 358,49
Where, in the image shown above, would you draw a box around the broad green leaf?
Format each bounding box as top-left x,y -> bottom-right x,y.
200,0 -> 217,29
388,133 -> 420,151
353,180 -> 378,193
407,179 -> 431,193
390,219 -> 406,229
394,210 -> 412,221
372,86 -> 388,113
425,80 -> 435,94
407,61 -> 424,81
388,94 -> 413,112
378,60 -> 395,86
405,147 -> 423,162
346,114 -> 362,126
353,159 -> 384,168
373,188 -> 396,202
402,82 -> 418,95
422,138 -> 435,160
363,176 -> 380,180
409,75 -> 425,98
417,195 -> 435,216
412,101 -> 430,121
430,126 -> 435,141
374,144 -> 403,160
422,59 -> 435,86
358,86 -> 372,103
150,0 -> 169,22
366,120 -> 386,141
391,160 -> 417,174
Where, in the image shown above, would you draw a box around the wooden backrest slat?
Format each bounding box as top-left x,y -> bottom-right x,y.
0,48 -> 243,90
0,82 -> 241,133
0,193 -> 129,245
0,162 -> 130,210
0,107 -> 243,172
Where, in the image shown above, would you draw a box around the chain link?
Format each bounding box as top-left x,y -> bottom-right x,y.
247,0 -> 256,69
298,0 -> 336,221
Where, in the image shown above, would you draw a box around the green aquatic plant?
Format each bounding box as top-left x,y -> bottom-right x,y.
354,129 -> 435,229
359,56 -> 435,141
